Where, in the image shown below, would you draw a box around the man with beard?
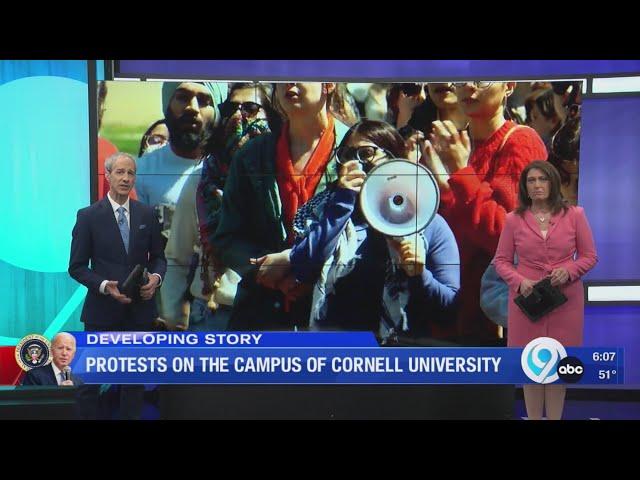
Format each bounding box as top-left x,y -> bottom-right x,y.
134,82 -> 217,335
135,82 -> 218,238
160,83 -> 276,330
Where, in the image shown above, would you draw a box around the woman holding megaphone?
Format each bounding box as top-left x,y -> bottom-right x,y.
289,120 -> 460,340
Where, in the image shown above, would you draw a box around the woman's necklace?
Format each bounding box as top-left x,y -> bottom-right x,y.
531,208 -> 550,223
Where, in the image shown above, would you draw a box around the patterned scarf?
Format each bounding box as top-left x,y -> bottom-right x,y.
276,115 -> 335,245
196,116 -> 271,294
197,117 -> 271,255
223,115 -> 271,168
293,189 -> 425,339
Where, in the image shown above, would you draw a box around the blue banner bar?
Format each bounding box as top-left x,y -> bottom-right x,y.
118,60 -> 640,80
69,345 -> 623,385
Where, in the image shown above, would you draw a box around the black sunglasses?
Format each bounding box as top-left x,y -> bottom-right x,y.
335,145 -> 393,171
220,101 -> 264,119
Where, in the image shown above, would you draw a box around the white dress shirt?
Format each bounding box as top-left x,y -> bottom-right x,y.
99,192 -> 162,295
51,362 -> 66,386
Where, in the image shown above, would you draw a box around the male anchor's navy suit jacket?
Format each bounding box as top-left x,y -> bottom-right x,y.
68,196 -> 167,330
22,363 -> 84,386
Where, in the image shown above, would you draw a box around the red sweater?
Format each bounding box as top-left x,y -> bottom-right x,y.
436,121 -> 547,342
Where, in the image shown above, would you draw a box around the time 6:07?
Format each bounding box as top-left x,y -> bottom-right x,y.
593,352 -> 616,362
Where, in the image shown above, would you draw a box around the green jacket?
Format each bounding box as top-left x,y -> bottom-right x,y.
213,121 -> 349,277
211,120 -> 350,329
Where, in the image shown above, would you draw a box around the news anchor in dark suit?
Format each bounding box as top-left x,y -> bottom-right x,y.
69,152 -> 167,419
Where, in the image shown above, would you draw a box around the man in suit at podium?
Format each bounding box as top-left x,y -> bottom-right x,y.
22,332 -> 82,386
20,332 -> 94,419
68,152 -> 167,419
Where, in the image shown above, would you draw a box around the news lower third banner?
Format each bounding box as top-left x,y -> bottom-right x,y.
62,332 -> 624,385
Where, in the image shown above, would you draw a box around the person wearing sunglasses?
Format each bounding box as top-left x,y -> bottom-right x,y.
211,82 -> 351,331
288,120 -> 460,340
208,82 -> 278,177
159,83 -> 278,332
422,81 -> 547,344
192,83 -> 278,330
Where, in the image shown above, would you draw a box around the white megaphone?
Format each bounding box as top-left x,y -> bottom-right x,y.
359,159 -> 440,238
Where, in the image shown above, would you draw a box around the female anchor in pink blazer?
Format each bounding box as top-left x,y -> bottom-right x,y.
494,160 -> 597,420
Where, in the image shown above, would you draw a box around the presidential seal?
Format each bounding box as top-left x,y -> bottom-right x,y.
15,334 -> 51,371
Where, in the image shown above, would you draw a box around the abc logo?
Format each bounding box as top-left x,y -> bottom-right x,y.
557,357 -> 584,383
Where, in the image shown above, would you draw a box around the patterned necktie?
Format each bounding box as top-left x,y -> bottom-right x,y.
59,372 -> 66,384
117,206 -> 130,254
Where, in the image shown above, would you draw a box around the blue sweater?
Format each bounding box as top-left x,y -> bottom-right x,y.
290,187 -> 460,336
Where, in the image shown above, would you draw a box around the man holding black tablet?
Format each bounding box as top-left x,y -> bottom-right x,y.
68,152 -> 167,419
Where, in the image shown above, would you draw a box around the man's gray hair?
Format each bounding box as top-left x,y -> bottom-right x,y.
52,332 -> 76,349
105,152 -> 136,173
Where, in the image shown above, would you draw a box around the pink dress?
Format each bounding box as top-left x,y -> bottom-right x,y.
494,206 -> 598,347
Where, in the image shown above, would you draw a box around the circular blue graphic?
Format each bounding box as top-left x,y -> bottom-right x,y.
0,76 -> 90,272
537,348 -> 551,363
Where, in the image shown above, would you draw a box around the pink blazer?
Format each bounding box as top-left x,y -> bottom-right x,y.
494,206 -> 598,346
